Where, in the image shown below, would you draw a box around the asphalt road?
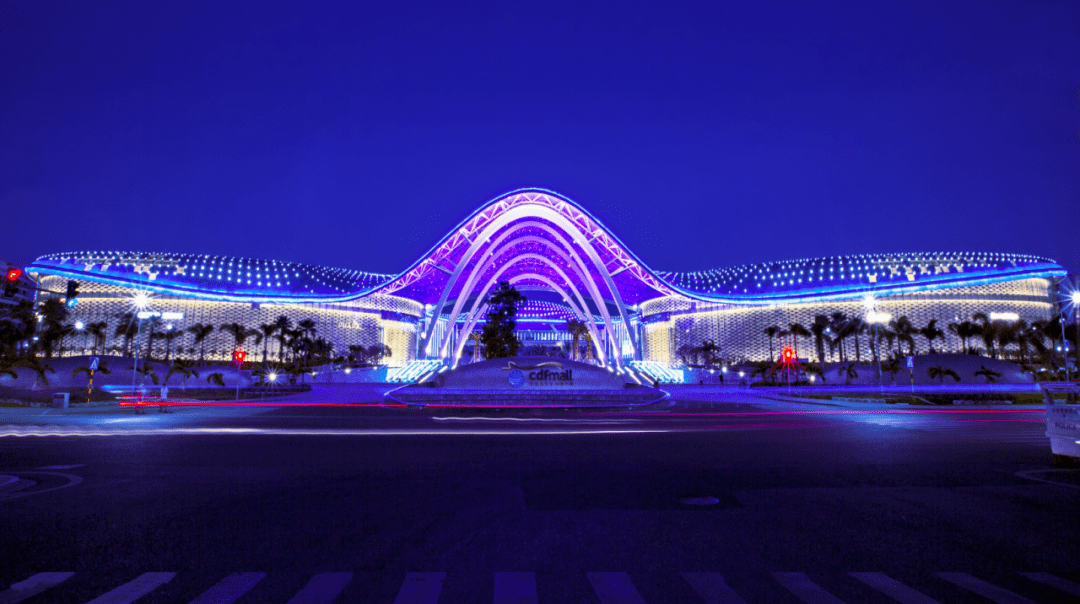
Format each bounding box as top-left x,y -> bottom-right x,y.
1,385 -> 1078,604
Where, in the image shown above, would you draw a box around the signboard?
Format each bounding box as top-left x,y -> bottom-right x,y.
436,357 -> 625,390
89,357 -> 99,371
906,356 -> 914,369
1042,383 -> 1080,459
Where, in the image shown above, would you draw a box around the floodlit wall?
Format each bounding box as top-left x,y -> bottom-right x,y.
39,276 -> 421,365
640,278 -> 1056,364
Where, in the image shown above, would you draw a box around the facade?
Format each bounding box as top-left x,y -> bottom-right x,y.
26,189 -> 1067,372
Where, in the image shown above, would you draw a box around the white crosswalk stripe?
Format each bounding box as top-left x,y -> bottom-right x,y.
681,572 -> 749,604
587,572 -> 648,604
393,572 -> 446,604
495,572 -> 537,604
772,572 -> 846,604
849,572 -> 940,604
285,572 -> 353,604
938,572 -> 1038,604
0,572 -> 74,604
187,572 -> 266,604
1019,572 -> 1080,596
4,569 -> 1067,603
85,572 -> 176,604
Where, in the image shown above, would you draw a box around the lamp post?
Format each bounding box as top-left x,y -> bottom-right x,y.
74,321 -> 85,356
866,310 -> 891,396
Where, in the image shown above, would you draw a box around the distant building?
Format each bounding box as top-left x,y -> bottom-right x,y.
27,189 -> 1066,372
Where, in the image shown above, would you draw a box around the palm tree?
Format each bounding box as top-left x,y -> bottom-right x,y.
133,362 -> 159,386
87,321 -> 108,355
918,319 -> 945,354
296,319 -> 317,365
14,357 -> 54,389
838,362 -> 858,385
881,357 -> 901,383
114,312 -> 140,357
565,319 -> 588,361
206,372 -> 226,387
948,320 -> 979,354
811,315 -> 830,368
221,322 -> 260,356
165,359 -> 199,391
828,313 -> 848,362
889,316 -> 916,356
972,313 -> 1002,358
788,323 -> 811,361
186,323 -> 215,363
258,323 -> 278,363
273,316 -> 293,362
139,316 -> 164,361
974,365 -> 1001,383
763,325 -> 779,363
927,364 -> 960,384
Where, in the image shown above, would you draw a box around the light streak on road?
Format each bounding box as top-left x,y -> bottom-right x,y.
0,426 -> 673,438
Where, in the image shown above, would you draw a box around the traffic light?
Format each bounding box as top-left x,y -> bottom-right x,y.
232,350 -> 246,365
65,280 -> 79,307
3,268 -> 21,299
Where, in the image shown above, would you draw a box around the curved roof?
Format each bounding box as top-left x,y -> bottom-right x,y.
658,251 -> 1066,304
27,189 -> 1066,307
28,251 -> 394,303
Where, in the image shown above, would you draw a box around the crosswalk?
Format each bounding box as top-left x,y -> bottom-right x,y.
2,569 -> 1079,604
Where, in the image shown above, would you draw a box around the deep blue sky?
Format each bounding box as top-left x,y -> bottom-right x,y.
2,0 -> 1078,275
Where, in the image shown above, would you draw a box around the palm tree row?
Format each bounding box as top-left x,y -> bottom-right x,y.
1,304 -> 393,370
763,312 -> 1065,367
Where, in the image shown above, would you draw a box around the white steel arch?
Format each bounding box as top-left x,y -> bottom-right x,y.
417,205 -> 639,360
436,233 -> 619,361
447,257 -> 610,367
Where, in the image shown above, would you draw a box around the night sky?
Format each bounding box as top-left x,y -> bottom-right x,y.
2,1 -> 1078,276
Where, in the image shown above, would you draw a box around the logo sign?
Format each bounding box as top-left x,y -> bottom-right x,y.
503,361 -> 573,386
89,357 -> 99,371
906,356 -> 914,369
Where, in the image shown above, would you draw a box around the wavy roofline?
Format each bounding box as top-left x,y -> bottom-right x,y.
27,188 -> 1067,306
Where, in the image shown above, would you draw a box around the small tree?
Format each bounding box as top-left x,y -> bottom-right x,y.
206,372 -> 226,387
838,363 -> 858,385
565,319 -> 588,361
975,365 -> 1002,383
479,282 -> 526,359
927,364 -> 960,384
166,359 -> 199,391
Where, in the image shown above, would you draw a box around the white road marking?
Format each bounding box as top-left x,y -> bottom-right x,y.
495,572 -> 537,604
393,572 -> 446,604
772,572 -> 847,604
0,572 -> 74,604
285,572 -> 353,604
849,572 -> 940,604
587,573 -> 648,604
187,572 -> 266,604
681,572 -> 749,604
36,464 -> 85,469
85,572 -> 175,604
1018,572 -> 1080,597
0,471 -> 84,502
937,573 -> 1038,604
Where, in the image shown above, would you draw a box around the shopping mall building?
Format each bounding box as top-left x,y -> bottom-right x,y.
27,189 -> 1068,379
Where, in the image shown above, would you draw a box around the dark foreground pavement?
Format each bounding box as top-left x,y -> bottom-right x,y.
1,385 -> 1078,603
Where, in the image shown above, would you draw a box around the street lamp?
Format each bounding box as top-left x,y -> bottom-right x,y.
74,321 -> 85,356
866,310 -> 891,395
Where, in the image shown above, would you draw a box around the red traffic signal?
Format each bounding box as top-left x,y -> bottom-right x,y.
6,268 -> 20,282
782,346 -> 794,361
232,350 -> 246,365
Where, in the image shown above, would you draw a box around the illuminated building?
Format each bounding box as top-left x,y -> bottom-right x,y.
27,189 -> 1066,371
